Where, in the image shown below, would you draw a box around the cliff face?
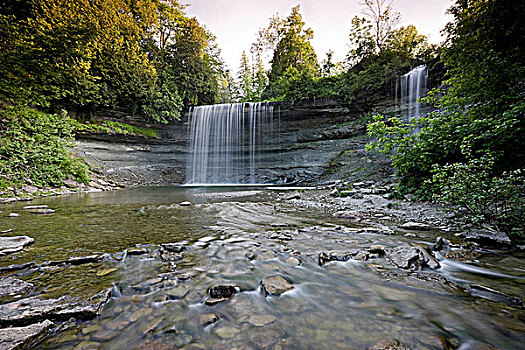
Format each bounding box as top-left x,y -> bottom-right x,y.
74,95 -> 429,186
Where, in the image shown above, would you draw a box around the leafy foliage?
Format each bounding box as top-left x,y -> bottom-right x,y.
0,0 -> 225,123
0,107 -> 89,191
367,0 -> 525,238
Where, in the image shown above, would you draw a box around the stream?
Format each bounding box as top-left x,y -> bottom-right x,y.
0,186 -> 524,349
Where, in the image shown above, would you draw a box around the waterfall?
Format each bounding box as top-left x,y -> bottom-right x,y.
395,65 -> 428,121
186,102 -> 276,184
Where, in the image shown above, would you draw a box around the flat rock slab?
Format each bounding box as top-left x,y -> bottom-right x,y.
22,205 -> 48,210
261,275 -> 293,296
0,277 -> 33,298
0,289 -> 110,327
0,319 -> 54,350
465,229 -> 512,247
29,209 -> 55,215
0,236 -> 34,256
399,222 -> 431,231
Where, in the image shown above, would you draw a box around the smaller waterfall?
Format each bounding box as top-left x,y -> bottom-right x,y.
395,65 -> 428,121
186,102 -> 276,184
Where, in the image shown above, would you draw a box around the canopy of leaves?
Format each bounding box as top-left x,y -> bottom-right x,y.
0,0 -> 225,123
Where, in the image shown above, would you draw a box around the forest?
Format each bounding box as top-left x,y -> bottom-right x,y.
0,0 -> 524,238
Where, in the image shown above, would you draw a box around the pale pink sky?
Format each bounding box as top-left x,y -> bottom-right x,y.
184,0 -> 453,72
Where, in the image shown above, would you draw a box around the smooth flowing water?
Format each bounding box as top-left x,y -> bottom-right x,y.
0,187 -> 523,349
396,65 -> 428,121
186,103 -> 277,184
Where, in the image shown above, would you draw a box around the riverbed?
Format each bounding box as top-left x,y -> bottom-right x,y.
0,186 -> 523,349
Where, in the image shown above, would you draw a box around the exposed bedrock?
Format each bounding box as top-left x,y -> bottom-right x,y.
75,98 -> 430,186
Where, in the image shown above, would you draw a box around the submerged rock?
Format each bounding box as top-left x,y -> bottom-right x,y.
0,289 -> 111,327
285,257 -> 301,266
0,277 -> 33,297
29,208 -> 56,215
386,246 -> 440,270
464,229 -> 512,247
0,236 -> 34,256
200,313 -> 218,326
261,275 -> 293,296
469,284 -> 523,307
0,319 -> 54,350
368,339 -> 408,350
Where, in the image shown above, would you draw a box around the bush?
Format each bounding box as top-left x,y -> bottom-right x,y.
428,156 -> 524,240
0,107 -> 90,191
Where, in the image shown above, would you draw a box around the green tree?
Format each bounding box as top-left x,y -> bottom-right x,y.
264,5 -> 318,100
367,0 -> 525,238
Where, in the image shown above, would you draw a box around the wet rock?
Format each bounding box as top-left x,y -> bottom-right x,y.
126,248 -> 148,255
333,210 -> 366,220
42,255 -> 104,267
399,222 -> 430,231
72,341 -> 102,350
166,285 -> 190,299
29,208 -> 56,215
0,319 -> 54,350
386,246 -> 440,270
368,339 -> 408,350
318,250 -> 358,265
261,275 -> 293,296
200,313 -> 218,326
380,270 -> 467,295
179,201 -> 191,207
22,205 -> 48,210
470,284 -> 523,307
368,245 -> 386,256
129,308 -> 152,322
247,314 -> 276,326
433,236 -> 450,252
8,213 -> 19,218
209,284 -> 238,299
204,297 -> 230,306
0,289 -> 111,327
0,277 -> 33,297
215,326 -> 238,339
0,236 -> 34,255
0,262 -> 36,273
245,252 -> 256,260
285,257 -> 301,266
160,243 -> 185,253
464,229 -> 512,247
354,251 -> 370,261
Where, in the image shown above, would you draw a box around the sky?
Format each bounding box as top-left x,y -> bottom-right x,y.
184,0 -> 454,73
